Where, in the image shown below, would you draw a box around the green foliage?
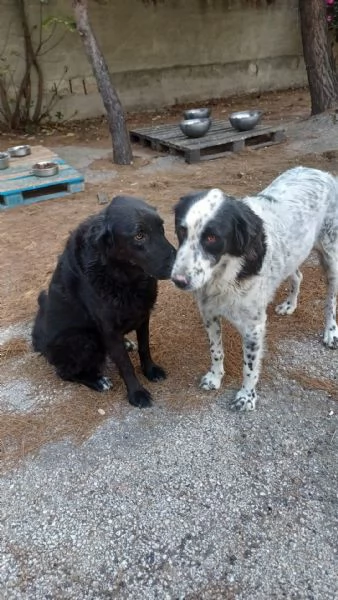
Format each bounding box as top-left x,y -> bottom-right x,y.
42,16 -> 77,32
0,1 -> 74,130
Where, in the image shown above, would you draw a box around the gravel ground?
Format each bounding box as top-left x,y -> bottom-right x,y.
1,334 -> 337,600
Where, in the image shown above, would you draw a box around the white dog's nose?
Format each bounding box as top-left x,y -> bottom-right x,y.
171,274 -> 190,290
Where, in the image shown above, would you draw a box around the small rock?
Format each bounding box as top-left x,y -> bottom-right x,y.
97,192 -> 109,205
98,408 -> 105,416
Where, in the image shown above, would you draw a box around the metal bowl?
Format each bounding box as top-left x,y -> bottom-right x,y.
8,145 -> 31,157
179,117 -> 212,138
32,161 -> 59,177
0,151 -> 10,170
183,107 -> 211,120
229,110 -> 263,131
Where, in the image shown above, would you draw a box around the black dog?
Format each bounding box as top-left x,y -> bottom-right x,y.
32,196 -> 176,408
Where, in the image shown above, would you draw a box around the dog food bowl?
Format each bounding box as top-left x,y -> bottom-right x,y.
8,144 -> 31,157
179,117 -> 212,138
32,161 -> 59,177
0,151 -> 10,169
183,107 -> 211,120
229,110 -> 263,131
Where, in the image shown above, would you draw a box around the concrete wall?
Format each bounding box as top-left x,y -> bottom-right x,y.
0,0 -> 305,121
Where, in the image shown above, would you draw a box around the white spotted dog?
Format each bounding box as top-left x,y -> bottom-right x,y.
171,167 -> 338,411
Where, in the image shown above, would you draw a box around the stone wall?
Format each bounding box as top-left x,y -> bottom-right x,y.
0,0 -> 305,121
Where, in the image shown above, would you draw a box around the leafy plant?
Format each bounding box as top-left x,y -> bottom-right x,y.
0,0 -> 74,130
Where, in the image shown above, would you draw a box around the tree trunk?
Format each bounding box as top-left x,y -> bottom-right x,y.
72,0 -> 133,165
299,0 -> 338,115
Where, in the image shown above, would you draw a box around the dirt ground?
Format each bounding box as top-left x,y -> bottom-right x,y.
0,87 -> 337,469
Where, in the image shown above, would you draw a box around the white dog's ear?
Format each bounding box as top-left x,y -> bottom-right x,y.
231,204 -> 264,256
233,215 -> 250,254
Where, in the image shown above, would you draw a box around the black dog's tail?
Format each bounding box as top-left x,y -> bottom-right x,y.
32,290 -> 48,354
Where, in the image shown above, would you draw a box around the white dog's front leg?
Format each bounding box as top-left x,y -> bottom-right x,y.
323,273 -> 338,349
230,321 -> 266,411
200,315 -> 225,390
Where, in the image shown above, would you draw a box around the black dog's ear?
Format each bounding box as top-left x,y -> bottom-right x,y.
95,216 -> 114,264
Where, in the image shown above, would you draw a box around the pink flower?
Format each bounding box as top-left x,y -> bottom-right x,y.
326,0 -> 334,5
327,14 -> 333,21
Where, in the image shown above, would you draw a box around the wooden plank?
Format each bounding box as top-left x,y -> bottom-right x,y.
130,121 -> 285,148
0,167 -> 83,192
0,180 -> 85,209
178,132 -> 283,162
167,125 -> 284,147
130,120 -> 286,163
0,151 -> 59,182
131,120 -> 283,139
0,144 -> 85,209
0,161 -> 73,183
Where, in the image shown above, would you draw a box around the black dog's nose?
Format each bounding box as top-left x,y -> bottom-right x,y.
172,274 -> 190,290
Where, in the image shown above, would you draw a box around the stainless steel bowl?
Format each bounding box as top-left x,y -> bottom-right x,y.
0,151 -> 10,169
229,110 -> 263,131
8,145 -> 31,157
179,117 -> 212,138
32,161 -> 59,177
183,107 -> 211,120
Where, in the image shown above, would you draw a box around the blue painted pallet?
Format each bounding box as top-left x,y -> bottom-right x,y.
0,145 -> 85,209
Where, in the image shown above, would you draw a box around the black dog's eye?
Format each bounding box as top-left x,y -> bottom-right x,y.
135,231 -> 146,241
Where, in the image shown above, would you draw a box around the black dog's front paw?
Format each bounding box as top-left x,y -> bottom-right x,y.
142,364 -> 167,382
128,388 -> 153,408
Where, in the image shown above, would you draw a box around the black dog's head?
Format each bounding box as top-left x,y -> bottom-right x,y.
95,195 -> 176,280
171,188 -> 266,290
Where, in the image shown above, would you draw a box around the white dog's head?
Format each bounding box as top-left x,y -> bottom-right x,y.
171,188 -> 266,291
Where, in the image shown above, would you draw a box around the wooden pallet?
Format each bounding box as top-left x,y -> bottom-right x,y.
130,120 -> 286,163
0,145 -> 85,209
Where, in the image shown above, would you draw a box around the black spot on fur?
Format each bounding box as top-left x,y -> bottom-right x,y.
257,193 -> 277,203
174,190 -> 211,244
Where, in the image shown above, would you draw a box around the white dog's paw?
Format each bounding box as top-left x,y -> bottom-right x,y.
275,300 -> 296,316
124,337 -> 138,352
96,376 -> 113,391
324,325 -> 338,349
199,371 -> 223,391
230,388 -> 257,412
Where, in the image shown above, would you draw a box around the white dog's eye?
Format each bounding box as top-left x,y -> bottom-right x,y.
206,234 -> 217,243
